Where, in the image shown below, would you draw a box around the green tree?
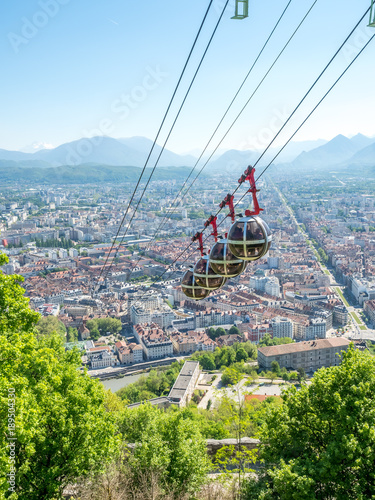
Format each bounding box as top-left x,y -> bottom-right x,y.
236,347 -> 248,363
119,404 -> 209,497
215,327 -> 227,338
259,333 -> 273,347
35,315 -> 67,339
242,341 -> 258,360
297,366 -> 306,383
0,254 -> 39,335
86,318 -> 122,336
244,348 -> 375,499
67,326 -> 79,343
222,367 -> 242,386
271,360 -> 281,375
229,325 -> 241,336
206,327 -> 217,340
198,352 -> 216,371
0,253 -> 119,499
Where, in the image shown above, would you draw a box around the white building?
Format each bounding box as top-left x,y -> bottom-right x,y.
69,248 -> 79,258
133,323 -> 173,360
305,318 -> 327,341
271,317 -> 293,339
265,277 -> 281,298
250,275 -> 280,298
168,361 -> 200,407
151,309 -> 175,329
131,305 -> 151,325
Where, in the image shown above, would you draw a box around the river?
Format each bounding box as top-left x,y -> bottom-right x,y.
101,372 -> 145,393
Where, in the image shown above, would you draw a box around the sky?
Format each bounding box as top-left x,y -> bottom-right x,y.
0,0 -> 374,155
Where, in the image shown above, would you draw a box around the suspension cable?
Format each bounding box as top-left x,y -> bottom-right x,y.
99,0 -> 230,287
142,0 -> 294,247
95,0 -> 216,289
131,26 -> 374,307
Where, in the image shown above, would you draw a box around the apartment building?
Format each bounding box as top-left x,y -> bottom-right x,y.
271,316 -> 293,339
170,330 -> 215,354
258,337 -> 351,372
333,304 -> 349,325
133,323 -> 173,360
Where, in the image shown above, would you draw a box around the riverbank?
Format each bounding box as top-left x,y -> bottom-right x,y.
89,356 -> 185,380
101,371 -> 145,392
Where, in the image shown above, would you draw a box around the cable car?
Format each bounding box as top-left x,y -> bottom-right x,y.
209,237 -> 247,277
193,255 -> 227,290
227,215 -> 272,261
232,0 -> 249,20
370,0 -> 375,27
181,269 -> 211,301
227,166 -> 272,261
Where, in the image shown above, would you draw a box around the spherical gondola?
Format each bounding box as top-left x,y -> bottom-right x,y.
209,238 -> 247,277
181,269 -> 211,301
227,215 -> 272,261
193,255 -> 227,290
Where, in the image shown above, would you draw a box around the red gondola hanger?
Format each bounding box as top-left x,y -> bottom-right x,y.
193,217 -> 226,290
227,165 -> 272,261
192,231 -> 204,257
220,194 -> 236,222
204,215 -> 218,242
238,165 -> 264,217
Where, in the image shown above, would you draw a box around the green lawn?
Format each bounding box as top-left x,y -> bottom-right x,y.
335,287 -> 350,307
351,312 -> 363,326
359,325 -> 367,331
323,268 -> 330,275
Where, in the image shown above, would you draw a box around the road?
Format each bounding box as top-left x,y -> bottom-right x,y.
274,183 -> 375,342
88,355 -> 186,378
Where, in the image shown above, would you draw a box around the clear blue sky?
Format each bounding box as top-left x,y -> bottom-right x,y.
0,0 -> 374,154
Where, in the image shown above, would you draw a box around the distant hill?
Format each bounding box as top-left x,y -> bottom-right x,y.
0,149 -> 32,162
0,136 -> 197,168
205,149 -> 260,174
345,141 -> 375,167
291,134 -> 375,169
0,164 -> 198,184
117,136 -> 196,167
2,133 -> 374,174
203,140 -> 328,172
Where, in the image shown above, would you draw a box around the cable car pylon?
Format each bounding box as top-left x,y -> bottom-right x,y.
369,0 -> 375,27
232,0 -> 249,20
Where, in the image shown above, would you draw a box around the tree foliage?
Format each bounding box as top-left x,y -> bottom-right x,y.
117,362 -> 183,404
191,343 -> 257,372
0,254 -> 39,336
0,253 -> 120,499
35,315 -> 67,339
86,317 -> 122,337
259,334 -> 293,347
244,347 -> 375,499
67,326 -> 79,343
119,404 -> 209,497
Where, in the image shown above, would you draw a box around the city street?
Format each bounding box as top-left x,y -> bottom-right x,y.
275,183 -> 375,343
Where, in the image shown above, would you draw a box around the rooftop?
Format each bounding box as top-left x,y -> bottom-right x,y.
258,337 -> 351,356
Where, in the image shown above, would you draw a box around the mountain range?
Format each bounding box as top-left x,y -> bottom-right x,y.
0,136 -> 196,169
0,134 -> 374,182
290,134 -> 375,169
